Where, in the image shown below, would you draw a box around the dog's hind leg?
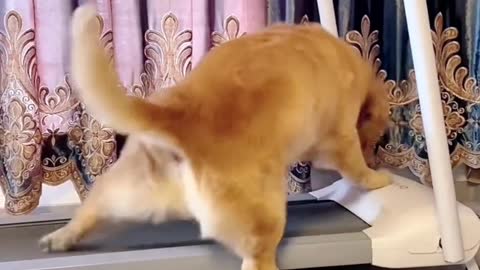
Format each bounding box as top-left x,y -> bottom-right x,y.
38,184 -> 104,252
39,150 -> 188,252
199,170 -> 286,270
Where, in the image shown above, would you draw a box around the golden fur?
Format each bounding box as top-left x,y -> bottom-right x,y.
39,6 -> 392,270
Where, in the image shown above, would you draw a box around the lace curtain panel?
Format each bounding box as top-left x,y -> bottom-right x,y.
0,0 -> 266,214
0,0 -> 479,215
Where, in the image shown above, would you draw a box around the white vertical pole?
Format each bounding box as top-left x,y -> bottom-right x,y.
316,0 -> 338,37
466,259 -> 479,270
403,0 -> 465,263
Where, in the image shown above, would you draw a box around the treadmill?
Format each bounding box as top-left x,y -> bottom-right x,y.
0,195 -> 371,270
1,172 -> 480,270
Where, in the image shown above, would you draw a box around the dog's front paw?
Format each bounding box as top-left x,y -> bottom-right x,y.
39,227 -> 78,253
363,170 -> 392,190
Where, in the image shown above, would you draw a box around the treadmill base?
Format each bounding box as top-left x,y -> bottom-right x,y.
310,169 -> 480,269
0,201 -> 372,270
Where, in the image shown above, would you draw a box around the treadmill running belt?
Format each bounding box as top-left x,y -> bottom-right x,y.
0,200 -> 371,270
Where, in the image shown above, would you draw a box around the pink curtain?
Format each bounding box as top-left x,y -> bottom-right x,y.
0,0 -> 267,215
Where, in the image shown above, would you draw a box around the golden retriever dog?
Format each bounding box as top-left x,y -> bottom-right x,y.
39,5 -> 391,270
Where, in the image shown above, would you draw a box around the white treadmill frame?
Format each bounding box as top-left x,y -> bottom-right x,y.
315,0 -> 480,268
310,171 -> 480,269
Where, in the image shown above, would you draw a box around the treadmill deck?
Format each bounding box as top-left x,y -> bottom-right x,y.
0,200 -> 371,270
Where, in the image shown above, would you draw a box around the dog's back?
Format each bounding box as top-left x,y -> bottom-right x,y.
138,23 -> 384,168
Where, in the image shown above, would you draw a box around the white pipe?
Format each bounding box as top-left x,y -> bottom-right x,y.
316,0 -> 338,37
403,0 -> 465,263
466,259 -> 479,270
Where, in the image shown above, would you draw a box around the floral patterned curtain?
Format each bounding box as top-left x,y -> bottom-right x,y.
275,0 -> 480,192
2,0 -> 479,215
0,0 -> 266,215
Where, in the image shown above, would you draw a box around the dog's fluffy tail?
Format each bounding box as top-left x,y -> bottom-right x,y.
71,6 -> 164,136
